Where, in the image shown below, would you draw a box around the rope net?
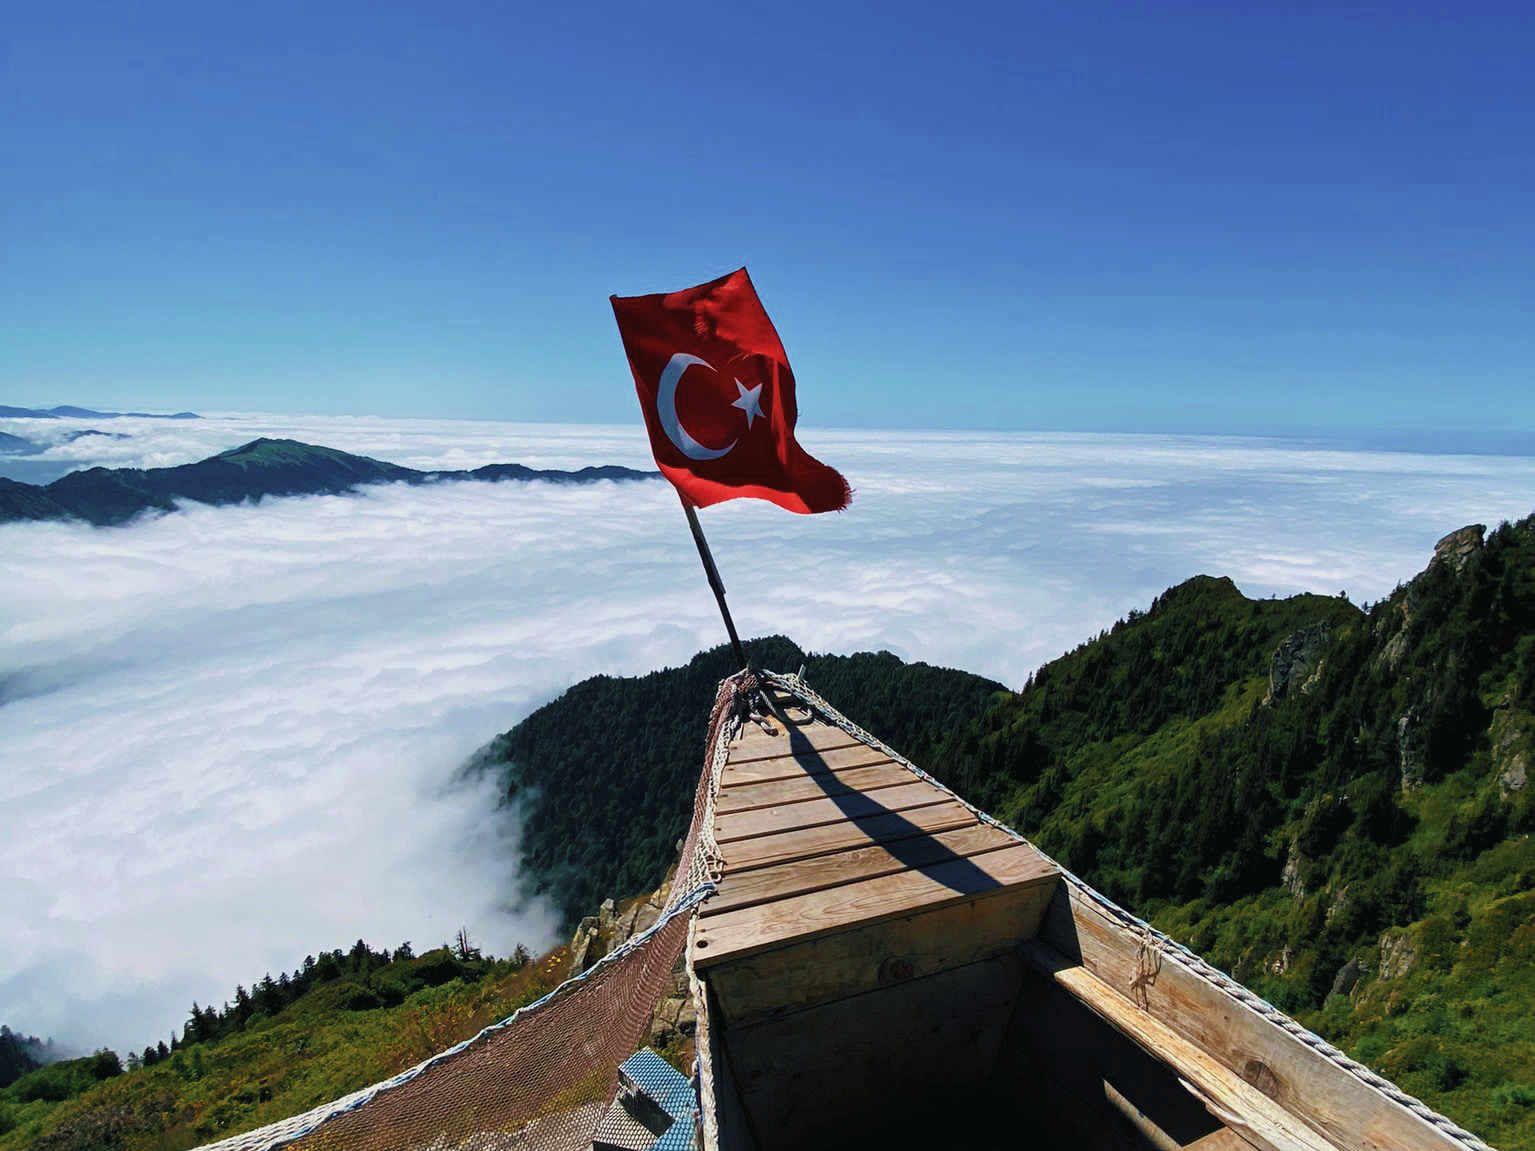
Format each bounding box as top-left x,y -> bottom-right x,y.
197,670 -> 753,1151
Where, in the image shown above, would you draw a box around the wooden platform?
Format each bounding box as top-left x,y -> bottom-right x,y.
691,693 -> 1060,1027
688,686 -> 1483,1151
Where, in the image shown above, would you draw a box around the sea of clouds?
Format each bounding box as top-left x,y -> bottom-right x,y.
5,411 -> 1535,1056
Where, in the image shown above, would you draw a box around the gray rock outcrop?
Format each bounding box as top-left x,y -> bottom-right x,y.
1330,957 -> 1362,998
1492,708 -> 1532,797
1430,524 -> 1485,575
1379,931 -> 1418,980
1265,622 -> 1332,704
1397,708 -> 1426,792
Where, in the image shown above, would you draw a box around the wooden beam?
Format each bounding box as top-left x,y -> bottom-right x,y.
713,781 -> 955,844
695,842 -> 1056,968
715,762 -> 920,814
719,743 -> 892,786
701,878 -> 1056,1029
703,822 -> 1020,918
1022,940 -> 1337,1151
992,965 -> 1244,1151
726,721 -> 860,764
720,801 -> 979,873
1038,884 -> 1468,1151
691,925 -> 760,1151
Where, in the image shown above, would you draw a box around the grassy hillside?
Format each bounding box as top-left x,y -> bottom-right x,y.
0,938 -> 564,1151
912,516 -> 1535,1146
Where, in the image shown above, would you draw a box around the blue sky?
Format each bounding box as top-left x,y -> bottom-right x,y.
3,2 -> 1530,440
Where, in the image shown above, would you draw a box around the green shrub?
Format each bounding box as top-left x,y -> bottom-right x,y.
9,1063 -> 79,1104
1491,1082 -> 1535,1110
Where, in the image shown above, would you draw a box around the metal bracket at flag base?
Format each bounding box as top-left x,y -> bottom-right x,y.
612,267 -> 849,671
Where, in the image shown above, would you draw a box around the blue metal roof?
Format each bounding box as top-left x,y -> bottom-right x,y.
651,1116 -> 697,1151
619,1048 -> 696,1123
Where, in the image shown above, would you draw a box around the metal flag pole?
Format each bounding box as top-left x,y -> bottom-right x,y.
679,494 -> 749,671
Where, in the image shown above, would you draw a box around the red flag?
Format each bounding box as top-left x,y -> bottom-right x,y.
611,268 -> 850,514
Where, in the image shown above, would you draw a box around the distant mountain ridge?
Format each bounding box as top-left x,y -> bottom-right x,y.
0,405 -> 199,419
0,428 -> 132,457
0,438 -> 657,526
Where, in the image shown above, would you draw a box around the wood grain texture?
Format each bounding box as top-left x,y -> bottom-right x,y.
713,781 -> 953,844
992,964 -> 1243,1151
726,719 -> 859,764
691,945 -> 759,1151
720,801 -> 979,873
715,762 -> 917,814
1189,1130 -> 1262,1150
982,963 -> 1246,1151
719,742 -> 891,786
1039,884 -> 1467,1151
721,955 -> 1023,1151
695,842 -> 1056,968
702,822 -> 1019,918
703,879 -> 1056,1029
1022,940 -> 1336,1151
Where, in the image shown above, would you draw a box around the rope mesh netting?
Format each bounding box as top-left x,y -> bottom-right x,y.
196,671 -> 751,1151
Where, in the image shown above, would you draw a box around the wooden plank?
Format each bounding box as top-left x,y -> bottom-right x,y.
1039,884 -> 1466,1151
715,762 -> 918,814
691,932 -> 758,1151
1190,1130 -> 1262,1150
1022,940 -> 1336,1151
726,720 -> 860,764
695,841 -> 1057,968
721,801 -> 979,872
714,781 -> 952,844
722,955 -> 1022,1150
703,822 -> 1020,918
992,965 -> 1242,1151
702,877 -> 1057,1029
719,742 -> 891,785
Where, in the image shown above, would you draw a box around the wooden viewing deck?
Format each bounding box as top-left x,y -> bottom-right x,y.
686,684 -> 1481,1151
689,690 -> 1062,1147
693,693 -> 1059,1021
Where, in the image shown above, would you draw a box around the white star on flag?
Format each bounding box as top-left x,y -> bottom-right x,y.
732,379 -> 764,428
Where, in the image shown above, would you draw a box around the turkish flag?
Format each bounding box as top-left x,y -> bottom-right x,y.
611,268 -> 851,514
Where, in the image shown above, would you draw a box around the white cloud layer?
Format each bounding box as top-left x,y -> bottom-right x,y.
4,413 -> 1535,1056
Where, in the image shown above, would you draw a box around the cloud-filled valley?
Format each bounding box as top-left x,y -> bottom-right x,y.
5,412 -> 1535,1056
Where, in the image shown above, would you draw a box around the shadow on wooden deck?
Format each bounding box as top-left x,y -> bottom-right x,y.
787,727 -> 1002,897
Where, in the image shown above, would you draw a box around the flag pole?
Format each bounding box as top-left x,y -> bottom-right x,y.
680,495 -> 748,671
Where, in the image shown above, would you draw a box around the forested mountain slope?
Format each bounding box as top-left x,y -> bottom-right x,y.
916,516 -> 1535,1143
0,937 -> 559,1151
0,1028 -> 52,1091
493,514 -> 1535,1146
471,636 -> 1008,926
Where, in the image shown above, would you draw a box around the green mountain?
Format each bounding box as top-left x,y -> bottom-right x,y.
470,636 -> 1008,927
487,514 -> 1535,1145
0,438 -> 657,526
0,1029 -> 53,1092
0,405 -> 199,419
0,937 -> 559,1151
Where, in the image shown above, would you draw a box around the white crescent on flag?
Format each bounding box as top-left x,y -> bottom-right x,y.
657,353 -> 736,461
